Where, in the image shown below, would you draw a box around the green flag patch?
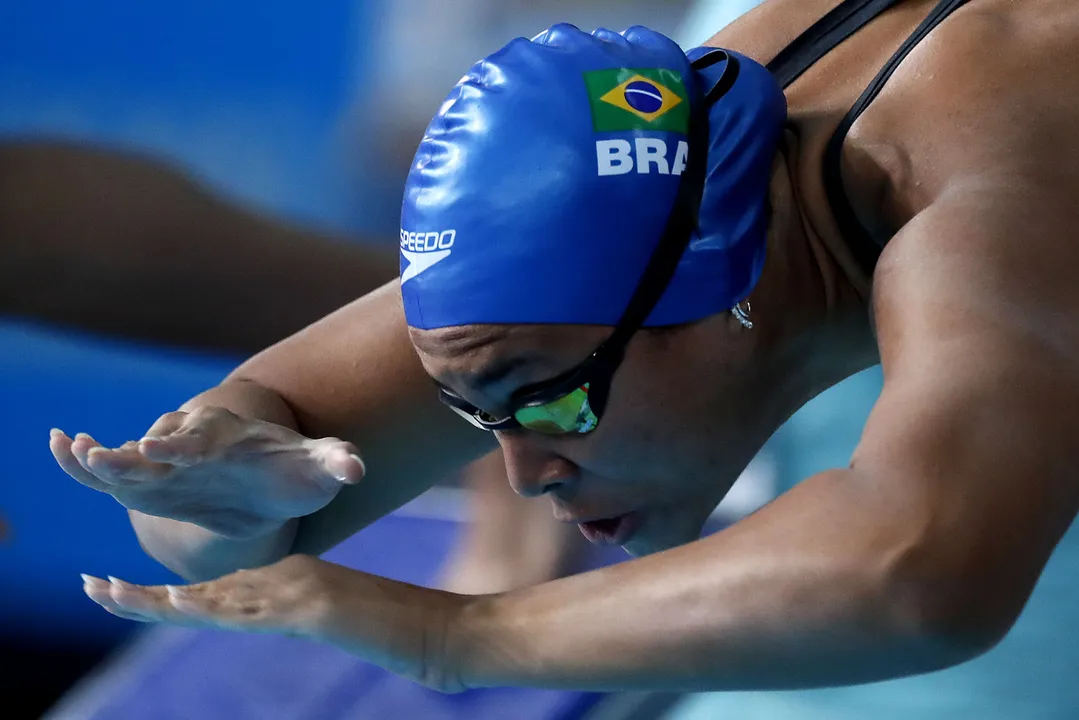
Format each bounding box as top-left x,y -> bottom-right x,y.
584,68 -> 689,134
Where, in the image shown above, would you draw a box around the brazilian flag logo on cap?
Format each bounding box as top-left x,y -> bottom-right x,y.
584,68 -> 689,134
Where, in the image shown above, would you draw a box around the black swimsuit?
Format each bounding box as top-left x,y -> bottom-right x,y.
765,0 -> 974,273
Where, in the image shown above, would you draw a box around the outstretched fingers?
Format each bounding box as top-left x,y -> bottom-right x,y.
51,429 -> 110,492
83,574 -> 284,633
53,424 -> 181,490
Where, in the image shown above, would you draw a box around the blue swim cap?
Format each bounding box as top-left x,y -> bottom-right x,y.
400,25 -> 786,329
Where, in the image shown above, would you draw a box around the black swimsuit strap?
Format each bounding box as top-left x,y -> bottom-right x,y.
822,0 -> 973,272
765,0 -> 974,273
767,0 -> 903,88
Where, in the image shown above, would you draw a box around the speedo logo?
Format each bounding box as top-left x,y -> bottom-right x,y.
596,138 -> 689,177
400,228 -> 455,283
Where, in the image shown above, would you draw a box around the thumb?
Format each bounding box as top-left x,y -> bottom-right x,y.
313,441 -> 366,486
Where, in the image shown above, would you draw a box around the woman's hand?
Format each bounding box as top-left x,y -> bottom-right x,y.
51,406 -> 366,539
81,555 -> 473,693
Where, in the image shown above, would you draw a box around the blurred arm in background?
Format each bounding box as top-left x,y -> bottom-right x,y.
0,140 -> 399,354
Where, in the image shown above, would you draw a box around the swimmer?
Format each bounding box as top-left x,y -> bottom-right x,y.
53,0 -> 1079,694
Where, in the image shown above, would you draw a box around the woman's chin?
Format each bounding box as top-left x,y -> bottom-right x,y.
620,510 -> 704,557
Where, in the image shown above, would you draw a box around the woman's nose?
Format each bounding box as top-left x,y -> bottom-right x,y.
498,433 -> 579,498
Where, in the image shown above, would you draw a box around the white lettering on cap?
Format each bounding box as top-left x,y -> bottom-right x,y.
671,140 -> 689,177
596,139 -> 633,176
634,137 -> 670,175
400,228 -> 456,283
595,138 -> 689,177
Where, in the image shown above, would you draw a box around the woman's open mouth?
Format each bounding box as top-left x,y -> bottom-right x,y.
577,511 -> 642,546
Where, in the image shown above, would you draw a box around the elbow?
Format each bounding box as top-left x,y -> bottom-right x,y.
884,588 -> 1012,673
128,511 -> 206,582
878,544 -> 1024,673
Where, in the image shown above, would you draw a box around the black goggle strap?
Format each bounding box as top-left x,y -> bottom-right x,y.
515,54 -> 739,400
438,386 -> 521,430
601,51 -> 739,349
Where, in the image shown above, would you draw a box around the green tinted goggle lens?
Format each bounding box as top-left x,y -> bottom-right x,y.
514,384 -> 599,434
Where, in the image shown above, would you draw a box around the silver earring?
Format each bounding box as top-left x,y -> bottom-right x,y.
731,301 -> 753,329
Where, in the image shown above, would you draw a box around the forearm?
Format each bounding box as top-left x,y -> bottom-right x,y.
230,285 -> 498,555
130,378 -> 303,580
0,141 -> 398,353
454,470 -> 970,692
129,513 -> 298,583
130,296 -> 496,575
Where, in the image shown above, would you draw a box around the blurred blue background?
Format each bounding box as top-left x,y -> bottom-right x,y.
0,0 -> 370,230
0,0 -> 377,621
3,0 -> 1078,718
0,2 -> 370,712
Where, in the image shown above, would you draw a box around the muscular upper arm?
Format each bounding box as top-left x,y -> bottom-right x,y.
231,282 -> 496,553
852,182 -> 1079,638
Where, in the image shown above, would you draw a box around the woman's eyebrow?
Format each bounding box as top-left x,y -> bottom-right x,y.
469,356 -> 534,389
432,356 -> 534,396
